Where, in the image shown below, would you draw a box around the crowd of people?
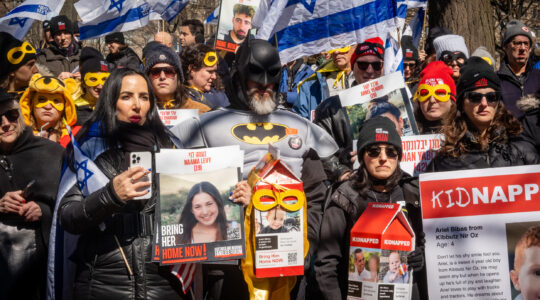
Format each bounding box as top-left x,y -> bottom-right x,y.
0,9 -> 539,300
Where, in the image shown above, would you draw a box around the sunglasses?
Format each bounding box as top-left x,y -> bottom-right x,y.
466,91 -> 500,104
149,67 -> 176,79
441,51 -> 466,67
356,61 -> 383,71
366,145 -> 398,158
0,109 -> 20,123
403,62 -> 416,68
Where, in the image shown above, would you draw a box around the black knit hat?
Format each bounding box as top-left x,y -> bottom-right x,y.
0,88 -> 14,104
0,32 -> 36,79
503,19 -> 533,46
456,56 -> 501,103
49,15 -> 74,36
356,116 -> 403,161
401,35 -> 418,61
42,20 -> 50,32
143,44 -> 184,81
80,47 -> 109,79
105,32 -> 125,45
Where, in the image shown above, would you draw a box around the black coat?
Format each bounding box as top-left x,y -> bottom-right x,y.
314,175 -> 426,300
106,47 -> 142,71
518,95 -> 540,154
58,148 -> 186,300
497,61 -> 540,119
429,131 -> 540,171
0,127 -> 64,300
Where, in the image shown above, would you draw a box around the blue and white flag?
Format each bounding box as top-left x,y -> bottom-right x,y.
204,5 -> 220,25
409,7 -> 425,47
0,0 -> 64,40
76,0 -> 151,40
383,32 -> 403,75
146,0 -> 190,23
406,0 -> 426,8
255,0 -> 401,64
46,123 -> 109,300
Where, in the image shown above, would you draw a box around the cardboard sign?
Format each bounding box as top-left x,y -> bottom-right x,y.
339,72 -> 418,137
155,146 -> 246,264
215,0 -> 261,53
248,145 -> 305,277
158,109 -> 198,128
348,202 -> 415,300
420,165 -> 540,300
400,134 -> 443,176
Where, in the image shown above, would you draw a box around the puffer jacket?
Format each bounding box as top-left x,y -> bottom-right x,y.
429,130 -> 540,171
518,94 -> 540,154
106,47 -> 142,71
314,174 -> 426,300
36,42 -> 81,76
58,148 -> 185,300
497,60 -> 540,118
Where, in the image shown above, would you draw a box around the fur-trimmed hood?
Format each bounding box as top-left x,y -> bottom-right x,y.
517,94 -> 540,113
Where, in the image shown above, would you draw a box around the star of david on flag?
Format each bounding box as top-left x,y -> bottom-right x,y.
0,0 -> 64,40
109,0 -> 125,13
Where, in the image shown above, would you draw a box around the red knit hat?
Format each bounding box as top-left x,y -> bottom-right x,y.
417,61 -> 456,102
350,37 -> 385,66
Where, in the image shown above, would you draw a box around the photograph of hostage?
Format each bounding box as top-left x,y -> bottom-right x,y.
510,225 -> 540,300
178,181 -> 229,244
259,206 -> 289,234
349,248 -> 371,281
223,4 -> 255,46
383,251 -> 409,284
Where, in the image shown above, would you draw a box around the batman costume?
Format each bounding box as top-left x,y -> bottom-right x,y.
171,39 -> 338,300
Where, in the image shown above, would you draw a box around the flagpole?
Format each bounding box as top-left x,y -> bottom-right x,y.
419,1 -> 428,51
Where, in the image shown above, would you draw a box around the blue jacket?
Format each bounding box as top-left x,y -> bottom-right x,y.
280,62 -> 314,113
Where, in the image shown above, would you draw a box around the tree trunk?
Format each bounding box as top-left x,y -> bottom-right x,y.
428,0 -> 496,61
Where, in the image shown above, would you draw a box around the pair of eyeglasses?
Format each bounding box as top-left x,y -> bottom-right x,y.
403,62 -> 416,69
0,109 -> 20,123
149,67 -> 176,79
511,40 -> 530,49
366,146 -> 398,158
356,61 -> 383,71
466,91 -> 500,104
441,51 -> 466,66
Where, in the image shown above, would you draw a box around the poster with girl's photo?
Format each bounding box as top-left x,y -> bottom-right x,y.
155,147 -> 245,264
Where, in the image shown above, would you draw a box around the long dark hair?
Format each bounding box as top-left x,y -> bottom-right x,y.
351,148 -> 402,198
67,68 -> 171,169
178,181 -> 227,244
439,94 -> 522,158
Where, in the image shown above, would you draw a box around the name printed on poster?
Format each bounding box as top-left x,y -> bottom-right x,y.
185,150 -> 212,172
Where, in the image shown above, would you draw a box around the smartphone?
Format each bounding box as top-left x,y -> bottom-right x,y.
129,152 -> 152,200
21,179 -> 36,200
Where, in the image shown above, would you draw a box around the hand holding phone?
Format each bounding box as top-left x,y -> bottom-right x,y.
129,152 -> 152,200
21,179 -> 36,200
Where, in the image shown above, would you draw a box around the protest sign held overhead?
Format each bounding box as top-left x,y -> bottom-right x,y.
420,165 -> 540,300
155,146 -> 246,264
215,0 -> 261,53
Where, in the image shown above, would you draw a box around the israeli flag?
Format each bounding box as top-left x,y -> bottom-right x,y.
204,5 -> 220,25
0,0 -> 64,40
409,7 -> 425,47
383,32 -> 403,75
46,123 -> 109,300
146,0 -> 190,23
255,0 -> 402,64
76,0 -> 151,40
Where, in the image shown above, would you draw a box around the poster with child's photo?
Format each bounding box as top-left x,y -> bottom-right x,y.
506,221 -> 540,300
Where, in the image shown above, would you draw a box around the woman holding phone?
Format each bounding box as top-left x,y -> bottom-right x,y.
57,68 -> 188,299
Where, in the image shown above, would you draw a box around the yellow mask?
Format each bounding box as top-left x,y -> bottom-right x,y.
84,72 -> 110,87
252,188 -> 305,212
203,51 -> 218,67
414,84 -> 453,102
7,41 -> 36,65
328,45 -> 351,54
33,93 -> 65,111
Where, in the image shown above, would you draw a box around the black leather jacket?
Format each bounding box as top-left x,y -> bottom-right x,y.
58,149 -> 185,300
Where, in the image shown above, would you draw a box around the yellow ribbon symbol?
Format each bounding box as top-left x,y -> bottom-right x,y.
7,41 -> 36,65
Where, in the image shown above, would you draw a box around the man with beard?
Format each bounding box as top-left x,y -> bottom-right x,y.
223,4 -> 255,46
171,39 -> 338,299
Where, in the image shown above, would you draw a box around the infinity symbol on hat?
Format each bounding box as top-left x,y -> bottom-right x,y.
7,41 -> 36,65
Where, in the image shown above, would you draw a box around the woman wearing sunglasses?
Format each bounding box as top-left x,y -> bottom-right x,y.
316,116 -> 426,300
433,34 -> 469,82
0,89 -> 64,299
413,61 -> 456,133
430,57 -> 539,172
145,45 -> 211,114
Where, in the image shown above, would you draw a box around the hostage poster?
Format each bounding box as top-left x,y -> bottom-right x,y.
419,165 -> 540,300
215,0 -> 261,53
340,72 -> 418,138
155,146 -> 246,264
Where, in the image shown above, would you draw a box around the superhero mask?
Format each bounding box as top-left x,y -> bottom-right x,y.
203,51 -> 218,67
414,84 -> 453,102
328,45 -> 352,54
84,72 -> 109,87
7,41 -> 36,65
252,186 -> 305,212
32,93 -> 65,111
